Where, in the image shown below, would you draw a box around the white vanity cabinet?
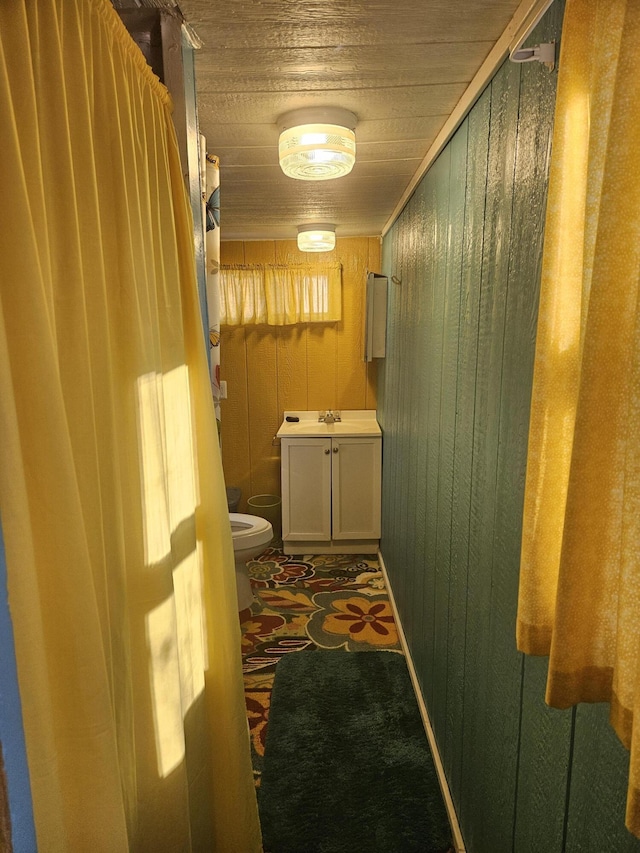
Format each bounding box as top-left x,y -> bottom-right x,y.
277,411 -> 382,555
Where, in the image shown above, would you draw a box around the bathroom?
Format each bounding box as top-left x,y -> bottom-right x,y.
221,0 -> 638,839
1,0 -> 640,852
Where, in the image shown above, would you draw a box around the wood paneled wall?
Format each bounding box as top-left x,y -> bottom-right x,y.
219,237 -> 379,511
379,4 -> 640,851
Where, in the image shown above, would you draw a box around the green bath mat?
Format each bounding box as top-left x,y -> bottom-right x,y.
259,650 -> 453,853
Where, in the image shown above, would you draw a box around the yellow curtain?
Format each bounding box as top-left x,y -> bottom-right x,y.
220,263 -> 342,325
0,1 -> 261,850
517,0 -> 640,835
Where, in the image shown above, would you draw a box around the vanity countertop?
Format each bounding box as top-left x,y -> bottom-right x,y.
276,410 -> 381,438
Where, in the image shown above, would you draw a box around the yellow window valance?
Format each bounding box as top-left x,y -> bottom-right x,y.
220,263 -> 342,326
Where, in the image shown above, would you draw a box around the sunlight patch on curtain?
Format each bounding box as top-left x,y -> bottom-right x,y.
221,263 -> 342,325
146,594 -> 186,778
137,366 -> 209,780
146,546 -> 207,780
136,366 -> 198,566
173,543 -> 207,706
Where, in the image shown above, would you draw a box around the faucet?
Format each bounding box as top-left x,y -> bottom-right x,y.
319,410 -> 341,424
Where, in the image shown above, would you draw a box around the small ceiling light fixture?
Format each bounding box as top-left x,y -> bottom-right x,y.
297,223 -> 336,252
278,107 -> 357,181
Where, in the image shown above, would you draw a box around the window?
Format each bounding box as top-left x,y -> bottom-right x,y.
220,263 -> 342,326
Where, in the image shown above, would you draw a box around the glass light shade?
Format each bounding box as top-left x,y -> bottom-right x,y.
297,224 -> 336,252
278,107 -> 357,181
280,123 -> 356,180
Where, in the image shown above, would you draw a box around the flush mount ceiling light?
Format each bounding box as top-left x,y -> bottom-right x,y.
297,223 -> 336,252
278,107 -> 357,181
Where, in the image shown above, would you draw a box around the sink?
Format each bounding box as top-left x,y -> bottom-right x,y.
277,410 -> 381,438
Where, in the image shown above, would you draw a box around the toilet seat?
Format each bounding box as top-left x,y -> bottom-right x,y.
229,512 -> 272,549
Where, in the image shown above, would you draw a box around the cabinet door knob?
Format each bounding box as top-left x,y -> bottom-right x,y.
333,447 -> 339,453
324,448 -> 330,454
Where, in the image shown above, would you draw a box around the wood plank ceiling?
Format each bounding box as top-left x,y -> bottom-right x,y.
178,0 -> 523,241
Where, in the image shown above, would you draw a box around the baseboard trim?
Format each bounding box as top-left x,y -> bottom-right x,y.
378,549 -> 466,853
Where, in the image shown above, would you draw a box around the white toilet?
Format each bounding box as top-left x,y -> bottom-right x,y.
229,512 -> 273,611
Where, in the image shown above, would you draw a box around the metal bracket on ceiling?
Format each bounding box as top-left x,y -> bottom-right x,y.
510,41 -> 556,71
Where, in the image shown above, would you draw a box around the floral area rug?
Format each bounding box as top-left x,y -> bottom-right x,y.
241,545 -> 403,785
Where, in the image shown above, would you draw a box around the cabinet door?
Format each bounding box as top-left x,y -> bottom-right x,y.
331,437 -> 381,540
281,437 -> 332,541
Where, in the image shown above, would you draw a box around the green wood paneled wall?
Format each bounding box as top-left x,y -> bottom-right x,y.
378,4 -> 640,851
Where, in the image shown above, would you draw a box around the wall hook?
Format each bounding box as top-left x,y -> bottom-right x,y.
391,275 -> 402,286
